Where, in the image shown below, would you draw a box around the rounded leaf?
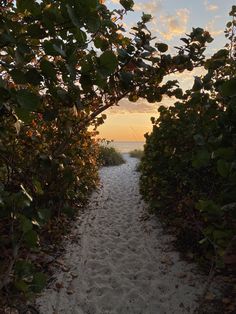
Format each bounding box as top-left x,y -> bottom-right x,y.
156,43 -> 168,53
99,51 -> 118,75
16,90 -> 40,111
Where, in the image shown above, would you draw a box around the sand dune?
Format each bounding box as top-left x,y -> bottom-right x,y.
36,155 -> 213,314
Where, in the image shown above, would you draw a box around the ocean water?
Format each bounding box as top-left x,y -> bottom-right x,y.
108,141 -> 145,153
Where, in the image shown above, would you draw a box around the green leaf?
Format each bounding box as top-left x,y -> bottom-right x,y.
74,29 -> 87,45
15,260 -> 34,277
40,59 -> 57,81
94,73 -> 107,88
15,279 -> 29,293
31,272 -> 47,293
53,44 -> 66,57
62,206 -> 74,217
27,24 -> 46,39
192,150 -> 210,168
213,49 -> 228,59
142,13 -> 152,23
19,215 -> 33,233
94,37 -> 109,50
196,200 -> 221,216
24,229 -> 38,248
79,0 -> 98,12
33,179 -> 43,195
81,57 -> 94,74
16,0 -> 40,15
16,90 -> 40,111
99,51 -> 118,75
14,108 -> 33,123
217,159 -> 230,178
193,134 -> 205,146
43,41 -> 60,56
204,32 -> 214,43
120,0 -> 134,10
25,69 -> 43,86
63,167 -> 75,183
120,72 -> 133,89
38,208 -> 51,222
214,147 -> 234,161
80,74 -> 93,92
213,229 -> 229,241
66,4 -> 81,27
192,76 -> 203,91
10,69 -> 27,84
156,43 -> 168,53
94,37 -> 104,49
220,78 -> 236,97
86,15 -> 100,33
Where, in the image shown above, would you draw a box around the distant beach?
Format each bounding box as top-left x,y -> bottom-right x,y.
108,141 -> 145,153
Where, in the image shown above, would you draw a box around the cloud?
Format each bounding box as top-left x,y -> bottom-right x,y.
109,0 -> 120,4
107,1 -> 189,45
134,0 -> 162,13
156,8 -> 190,40
107,98 -> 158,114
107,92 -> 189,114
205,18 -> 223,37
204,1 -> 219,12
167,67 -> 207,91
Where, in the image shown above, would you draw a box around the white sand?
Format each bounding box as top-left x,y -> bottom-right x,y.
36,155 -> 211,314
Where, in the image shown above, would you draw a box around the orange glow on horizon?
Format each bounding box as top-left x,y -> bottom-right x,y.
97,113 -> 154,141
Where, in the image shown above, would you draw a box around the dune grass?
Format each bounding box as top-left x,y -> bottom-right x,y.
99,146 -> 125,167
129,149 -> 144,159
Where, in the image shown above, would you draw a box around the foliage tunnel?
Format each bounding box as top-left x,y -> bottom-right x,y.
0,0 -> 219,301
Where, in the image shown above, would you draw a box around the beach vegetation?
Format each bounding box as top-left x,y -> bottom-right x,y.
99,145 -> 125,166
129,149 -> 144,159
140,8 -> 236,272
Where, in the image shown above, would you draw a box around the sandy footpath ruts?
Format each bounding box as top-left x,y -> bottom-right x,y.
36,155 -> 211,314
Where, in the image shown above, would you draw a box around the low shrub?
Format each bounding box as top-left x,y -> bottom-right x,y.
99,146 -> 125,167
129,149 -> 144,159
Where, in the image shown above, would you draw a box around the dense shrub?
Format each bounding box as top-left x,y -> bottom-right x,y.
0,107 -> 99,295
140,9 -> 236,267
99,145 -> 125,166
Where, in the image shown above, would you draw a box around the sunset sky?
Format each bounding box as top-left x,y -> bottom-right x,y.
98,0 -> 235,141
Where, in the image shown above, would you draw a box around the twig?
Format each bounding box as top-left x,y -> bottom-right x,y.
195,258 -> 216,313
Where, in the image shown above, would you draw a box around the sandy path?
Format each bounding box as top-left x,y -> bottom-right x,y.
37,155 -> 208,314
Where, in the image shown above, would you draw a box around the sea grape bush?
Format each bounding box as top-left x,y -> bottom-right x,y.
140,7 -> 236,267
99,145 -> 125,166
0,0 -> 215,300
0,103 -> 100,295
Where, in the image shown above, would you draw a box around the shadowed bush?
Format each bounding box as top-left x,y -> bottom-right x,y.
129,149 -> 144,159
99,146 -> 125,167
139,12 -> 236,269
